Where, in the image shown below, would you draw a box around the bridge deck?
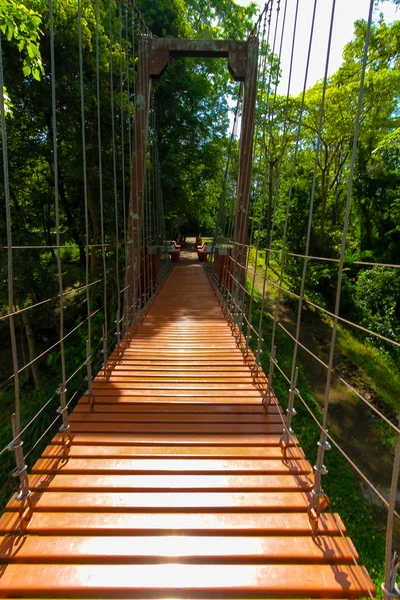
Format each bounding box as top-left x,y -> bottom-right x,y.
0,263 -> 374,598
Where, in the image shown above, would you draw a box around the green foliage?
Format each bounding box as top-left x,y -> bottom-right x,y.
337,327 -> 400,431
0,0 -> 43,80
354,267 -> 400,333
0,0 -> 258,512
143,0 -> 256,235
247,282 -> 386,593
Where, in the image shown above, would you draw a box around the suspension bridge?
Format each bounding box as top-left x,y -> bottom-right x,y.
1,0 -> 399,597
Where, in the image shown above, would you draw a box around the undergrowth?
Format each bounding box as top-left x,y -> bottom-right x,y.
337,327 -> 400,417
247,285 -> 385,595
0,314 -> 106,511
248,247 -> 400,449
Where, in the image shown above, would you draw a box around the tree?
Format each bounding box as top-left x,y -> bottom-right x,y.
0,0 -> 43,79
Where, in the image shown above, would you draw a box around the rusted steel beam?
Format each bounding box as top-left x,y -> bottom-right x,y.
233,36 -> 258,305
126,36 -> 257,320
125,36 -> 152,320
150,39 -> 248,81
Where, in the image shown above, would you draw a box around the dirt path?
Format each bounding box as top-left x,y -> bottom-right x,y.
247,265 -> 399,543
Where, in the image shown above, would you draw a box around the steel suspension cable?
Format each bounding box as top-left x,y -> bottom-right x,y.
266,0 -> 319,434
219,94 -> 242,304
95,0 -> 108,366
78,0 -> 93,403
0,33 -> 30,501
121,0 -> 128,334
211,84 -> 242,267
232,27 -> 259,315
109,0 -> 121,346
311,0 -> 375,516
280,0 -> 336,470
257,0 -> 302,400
130,4 -> 138,326
50,0 -> 70,442
126,0 -> 132,175
255,0 -> 287,364
246,2 -> 277,344
267,0 -> 304,368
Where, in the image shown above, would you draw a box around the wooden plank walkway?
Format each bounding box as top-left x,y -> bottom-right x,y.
0,262 -> 374,598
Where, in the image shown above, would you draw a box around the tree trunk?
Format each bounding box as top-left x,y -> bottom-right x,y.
265,160 -> 274,266
57,164 -> 86,267
42,204 -> 56,260
19,321 -> 30,384
87,182 -> 98,274
320,169 -> 328,249
21,309 -> 42,391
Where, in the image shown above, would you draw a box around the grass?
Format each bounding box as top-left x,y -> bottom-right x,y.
0,345 -> 105,511
247,283 -> 385,594
0,305 -> 108,511
336,327 -> 400,449
248,245 -> 400,443
337,327 -> 400,418
248,246 -> 268,274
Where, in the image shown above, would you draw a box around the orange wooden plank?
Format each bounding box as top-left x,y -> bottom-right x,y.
0,511 -> 345,536
41,444 -> 303,459
51,433 -> 298,446
83,392 -> 263,400
5,491 -> 311,512
131,335 -> 235,339
0,264 -> 374,600
107,361 -> 249,366
90,387 -> 262,396
107,367 -> 252,373
92,383 -> 261,389
74,401 -> 272,412
0,564 -> 375,597
123,349 -> 242,354
135,324 -> 232,328
68,413 -> 282,424
26,473 -> 313,492
125,344 -> 239,349
111,357 -> 247,362
79,396 -> 263,403
32,457 -> 311,476
102,374 -> 262,382
0,535 -> 358,565
68,423 -> 284,434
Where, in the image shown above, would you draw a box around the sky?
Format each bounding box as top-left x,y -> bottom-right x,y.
234,0 -> 399,95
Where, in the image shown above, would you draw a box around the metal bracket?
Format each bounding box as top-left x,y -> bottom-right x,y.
7,414 -> 32,532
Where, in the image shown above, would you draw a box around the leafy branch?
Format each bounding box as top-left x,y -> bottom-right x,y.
0,0 -> 44,80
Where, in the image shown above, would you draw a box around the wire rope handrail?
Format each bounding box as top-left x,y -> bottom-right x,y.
227,240 -> 400,270
0,0 -> 171,522
207,0 -> 399,594
0,0 -> 396,595
253,269 -> 400,349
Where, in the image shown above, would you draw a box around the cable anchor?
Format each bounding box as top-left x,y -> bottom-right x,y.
115,308 -> 121,347
101,324 -> 112,378
383,553 -> 400,599
101,323 -> 108,365
262,346 -> 276,410
280,367 -> 299,459
308,430 -> 331,536
7,414 -> 32,532
84,339 -> 94,410
56,384 -> 72,448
